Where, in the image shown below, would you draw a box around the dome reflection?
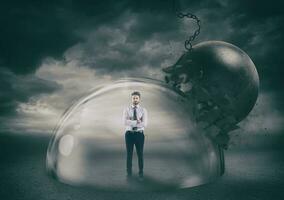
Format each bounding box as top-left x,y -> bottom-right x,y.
46,77 -> 224,191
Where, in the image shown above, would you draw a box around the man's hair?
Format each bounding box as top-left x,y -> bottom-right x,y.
131,91 -> 141,97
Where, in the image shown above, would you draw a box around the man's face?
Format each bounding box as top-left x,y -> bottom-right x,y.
132,95 -> 140,105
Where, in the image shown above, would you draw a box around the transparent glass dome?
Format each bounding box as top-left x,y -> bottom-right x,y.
46,77 -> 224,191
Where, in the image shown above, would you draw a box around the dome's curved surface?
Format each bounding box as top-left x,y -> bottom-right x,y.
46,77 -> 224,191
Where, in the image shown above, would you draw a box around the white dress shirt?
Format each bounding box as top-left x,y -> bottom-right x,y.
123,104 -> 148,132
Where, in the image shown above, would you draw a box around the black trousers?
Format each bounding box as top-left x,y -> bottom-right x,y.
125,130 -> 145,175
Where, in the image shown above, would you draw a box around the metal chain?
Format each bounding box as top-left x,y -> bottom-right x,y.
177,12 -> 201,51
173,0 -> 201,51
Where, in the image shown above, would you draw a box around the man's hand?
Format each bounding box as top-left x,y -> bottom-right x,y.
137,119 -> 142,124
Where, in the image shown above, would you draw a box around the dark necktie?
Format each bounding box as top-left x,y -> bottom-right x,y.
133,106 -> 137,120
133,106 -> 137,130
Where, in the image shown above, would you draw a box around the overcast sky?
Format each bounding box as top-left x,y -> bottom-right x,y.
0,0 -> 283,136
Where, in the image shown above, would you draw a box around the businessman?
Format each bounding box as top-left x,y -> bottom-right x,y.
123,91 -> 148,180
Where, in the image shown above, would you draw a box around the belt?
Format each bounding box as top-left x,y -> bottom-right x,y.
127,130 -> 143,133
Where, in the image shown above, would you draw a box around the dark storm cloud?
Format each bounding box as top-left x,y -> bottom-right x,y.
1,0 -> 283,82
62,10 -> 182,74
0,68 -> 60,116
0,0 -> 174,74
0,0 -> 81,74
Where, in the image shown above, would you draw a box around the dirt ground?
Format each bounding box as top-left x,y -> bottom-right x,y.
0,132 -> 284,200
